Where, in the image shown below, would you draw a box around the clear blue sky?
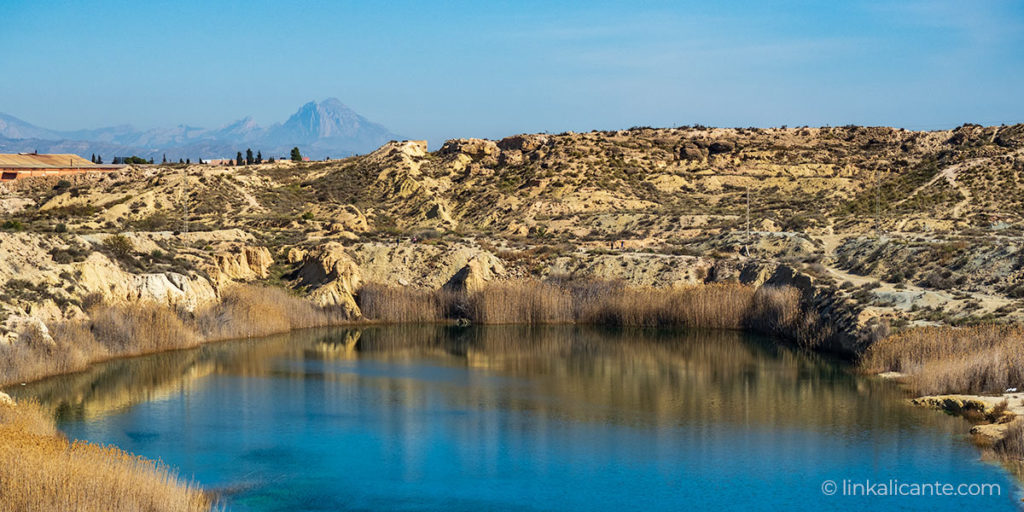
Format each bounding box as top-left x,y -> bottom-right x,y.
2,0 -> 1022,143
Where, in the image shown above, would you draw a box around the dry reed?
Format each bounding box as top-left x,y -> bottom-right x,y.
1,280 -> 812,388
862,325 -> 1024,395
0,284 -> 351,387
467,280 -> 574,324
0,399 -> 211,512
357,283 -> 446,323
196,285 -> 343,340
996,419 -> 1024,460
353,280 -> 812,343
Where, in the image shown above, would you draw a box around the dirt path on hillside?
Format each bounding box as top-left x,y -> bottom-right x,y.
894,161 -> 973,218
815,233 -> 1015,316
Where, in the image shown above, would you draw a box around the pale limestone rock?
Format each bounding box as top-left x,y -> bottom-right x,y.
449,153 -> 474,172
497,134 -> 548,152
970,423 -> 1008,445
26,299 -> 63,324
330,205 -> 369,232
74,252 -> 217,312
395,140 -> 427,158
440,138 -> 500,159
444,253 -> 507,293
426,201 -> 455,225
0,392 -> 13,407
497,150 -> 523,167
296,242 -> 362,316
12,316 -> 55,348
287,247 -> 307,264
350,242 -> 501,290
210,245 -> 273,285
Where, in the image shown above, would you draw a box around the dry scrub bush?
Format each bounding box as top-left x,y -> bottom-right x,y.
862,325 -> 1024,395
0,399 -> 211,512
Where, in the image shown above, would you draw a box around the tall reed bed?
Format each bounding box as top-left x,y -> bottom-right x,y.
0,280 -> 813,387
862,325 -> 1024,395
196,285 -> 344,340
0,284 -> 350,387
467,280 -> 574,324
354,280 -> 815,344
573,282 -> 754,328
357,283 -> 447,323
0,399 -> 212,512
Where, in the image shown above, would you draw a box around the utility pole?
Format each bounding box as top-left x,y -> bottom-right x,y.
181,165 -> 189,235
874,167 -> 881,236
745,184 -> 751,258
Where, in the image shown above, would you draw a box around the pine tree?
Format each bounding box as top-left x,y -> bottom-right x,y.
245,148 -> 254,166
91,153 -> 96,163
96,156 -> 103,164
186,158 -> 190,164
290,147 -> 302,162
256,151 -> 262,164
162,154 -> 167,164
236,152 -> 244,166
179,158 -> 184,164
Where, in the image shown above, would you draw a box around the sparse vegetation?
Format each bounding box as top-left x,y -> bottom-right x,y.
103,234 -> 135,259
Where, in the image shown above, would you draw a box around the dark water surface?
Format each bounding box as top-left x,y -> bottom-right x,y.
10,326 -> 1023,511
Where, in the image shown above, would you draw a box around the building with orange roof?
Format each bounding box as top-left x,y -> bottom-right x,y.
0,153 -> 124,181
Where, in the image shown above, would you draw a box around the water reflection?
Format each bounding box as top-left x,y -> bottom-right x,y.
13,326 -> 909,432
7,325 -> 1020,511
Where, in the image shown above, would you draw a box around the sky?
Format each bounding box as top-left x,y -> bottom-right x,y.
2,0 -> 1023,143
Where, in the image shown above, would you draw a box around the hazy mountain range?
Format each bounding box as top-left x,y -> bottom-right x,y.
0,98 -> 400,161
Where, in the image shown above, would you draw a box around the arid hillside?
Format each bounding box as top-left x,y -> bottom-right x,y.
1,123 -> 1023,352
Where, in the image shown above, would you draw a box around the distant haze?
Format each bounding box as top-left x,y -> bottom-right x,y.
1,0 -> 1023,144
0,99 -> 399,160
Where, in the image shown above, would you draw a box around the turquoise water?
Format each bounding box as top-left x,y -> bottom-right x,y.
13,326 -> 1023,511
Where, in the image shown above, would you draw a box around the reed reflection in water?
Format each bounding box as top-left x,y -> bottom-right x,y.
10,325 -> 1021,511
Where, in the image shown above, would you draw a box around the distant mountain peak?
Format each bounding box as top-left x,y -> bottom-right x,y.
0,112 -> 60,140
0,99 -> 400,160
267,98 -> 398,146
319,97 -> 349,110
